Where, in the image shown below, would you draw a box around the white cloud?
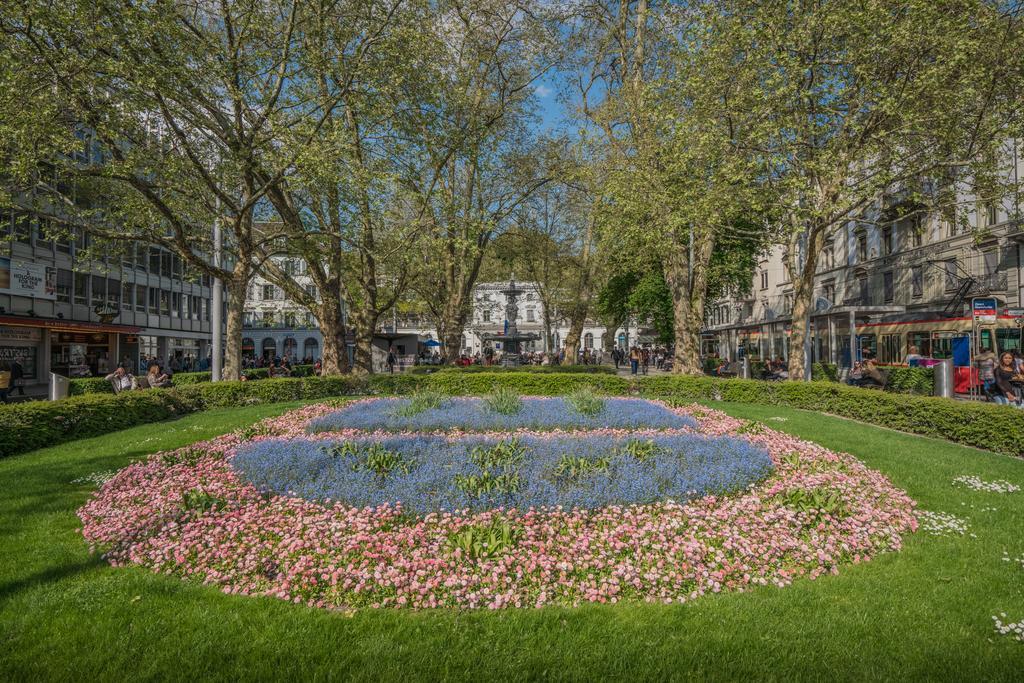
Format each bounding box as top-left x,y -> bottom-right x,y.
534,84 -> 552,98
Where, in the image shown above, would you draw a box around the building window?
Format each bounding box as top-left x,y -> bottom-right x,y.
985,202 -> 998,227
858,275 -> 869,303
121,282 -> 133,311
136,285 -> 147,313
760,271 -> 768,290
856,231 -> 868,262
73,271 -> 89,305
911,265 -> 923,298
305,284 -> 317,300
262,311 -> 275,327
526,308 -> 535,322
483,310 -> 491,323
160,289 -> 171,316
262,284 -> 275,301
912,216 -> 924,247
944,259 -> 959,291
56,269 -> 72,303
91,275 -> 106,307
883,271 -> 894,303
823,281 -> 835,304
584,333 -> 594,349
882,226 -> 894,256
821,240 -> 834,270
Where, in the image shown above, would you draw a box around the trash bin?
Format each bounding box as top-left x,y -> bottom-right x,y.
49,372 -> 70,401
740,357 -> 751,379
933,359 -> 954,399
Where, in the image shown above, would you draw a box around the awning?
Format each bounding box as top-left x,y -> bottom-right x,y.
0,315 -> 142,334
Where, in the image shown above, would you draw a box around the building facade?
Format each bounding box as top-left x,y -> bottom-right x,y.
242,258 -> 322,363
1,210 -> 219,389
707,177 -> 1024,368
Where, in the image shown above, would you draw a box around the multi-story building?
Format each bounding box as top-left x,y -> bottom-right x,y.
242,273 -> 639,369
1,210 -> 220,390
707,173 -> 1024,369
242,257 -> 322,363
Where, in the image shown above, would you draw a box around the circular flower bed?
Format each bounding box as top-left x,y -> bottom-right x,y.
78,400 -> 917,610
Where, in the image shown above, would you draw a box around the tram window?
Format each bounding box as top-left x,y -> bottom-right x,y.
858,334 -> 877,360
979,329 -> 993,352
996,328 -> 1022,353
909,332 -> 932,358
880,334 -> 901,364
932,336 -> 956,359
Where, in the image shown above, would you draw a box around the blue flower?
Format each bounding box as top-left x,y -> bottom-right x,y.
306,397 -> 697,434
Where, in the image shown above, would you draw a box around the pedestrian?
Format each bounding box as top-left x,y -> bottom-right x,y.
0,361 -> 11,403
976,346 -> 997,398
8,358 -> 25,396
629,346 -> 640,376
387,346 -> 397,374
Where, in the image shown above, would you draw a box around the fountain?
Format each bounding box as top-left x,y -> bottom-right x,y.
482,278 -> 540,367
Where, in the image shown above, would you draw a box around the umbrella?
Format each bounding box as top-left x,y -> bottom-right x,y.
424,339 -> 442,347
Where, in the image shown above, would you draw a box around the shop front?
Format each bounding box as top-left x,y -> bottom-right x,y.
0,315 -> 142,380
0,325 -> 42,386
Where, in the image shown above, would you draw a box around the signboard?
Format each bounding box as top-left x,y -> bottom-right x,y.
0,257 -> 56,300
0,326 -> 42,343
1004,308 -> 1024,318
972,297 -> 997,324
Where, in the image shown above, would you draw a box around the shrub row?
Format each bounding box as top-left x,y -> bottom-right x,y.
0,376 -> 364,459
68,364 -> 316,395
405,364 -> 616,375
638,375 -> 1024,458
5,370 -> 1021,460
366,371 -> 630,396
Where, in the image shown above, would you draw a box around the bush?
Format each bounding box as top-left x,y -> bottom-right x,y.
68,364 -> 316,395
638,375 -> 1024,458
406,364 -> 616,375
367,371 -> 631,396
1,376 -> 363,459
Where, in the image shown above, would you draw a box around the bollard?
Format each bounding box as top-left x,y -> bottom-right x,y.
933,359 -> 954,398
49,372 -> 70,401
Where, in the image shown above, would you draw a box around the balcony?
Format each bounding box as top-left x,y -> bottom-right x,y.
971,272 -> 1008,294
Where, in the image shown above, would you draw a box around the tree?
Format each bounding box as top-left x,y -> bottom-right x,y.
1,0 -> 337,379
403,0 -> 558,363
571,0 -> 771,374
718,0 -> 1024,379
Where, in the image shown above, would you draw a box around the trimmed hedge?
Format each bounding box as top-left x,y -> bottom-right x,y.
0,376 -> 364,459
5,370 -> 1022,460
68,364 -> 316,395
406,365 -> 616,375
367,371 -> 630,396
638,375 -> 1024,458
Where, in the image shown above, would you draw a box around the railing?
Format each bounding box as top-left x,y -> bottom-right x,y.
970,272 -> 1008,293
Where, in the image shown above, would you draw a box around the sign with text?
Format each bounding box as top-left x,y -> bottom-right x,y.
972,297 -> 997,324
0,257 -> 56,300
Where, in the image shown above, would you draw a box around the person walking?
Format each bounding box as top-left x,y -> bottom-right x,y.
386,346 -> 397,374
0,361 -> 11,403
8,358 -> 25,396
629,346 -> 640,376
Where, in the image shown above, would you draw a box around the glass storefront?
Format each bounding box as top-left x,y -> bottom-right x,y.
0,326 -> 41,382
51,330 -> 112,377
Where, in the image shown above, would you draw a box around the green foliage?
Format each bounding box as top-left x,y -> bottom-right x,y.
552,455 -> 612,480
393,387 -> 447,417
455,439 -> 527,497
368,372 -> 630,397
405,365 -> 615,375
639,376 -> 1024,458
618,438 -> 662,462
776,487 -> 849,520
68,365 -> 316,395
446,519 -> 523,560
483,385 -> 523,415
564,386 -> 605,416
181,489 -> 225,514
323,442 -> 415,480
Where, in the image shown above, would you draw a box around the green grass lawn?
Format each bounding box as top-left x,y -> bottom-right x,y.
1,400 -> 1023,681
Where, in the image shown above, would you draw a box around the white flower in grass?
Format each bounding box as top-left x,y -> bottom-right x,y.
917,510 -> 970,536
71,470 -> 118,486
952,475 -> 1020,494
993,614 -> 1024,642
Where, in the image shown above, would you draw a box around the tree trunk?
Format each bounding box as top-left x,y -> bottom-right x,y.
351,323 -> 374,375
787,225 -> 825,380
317,295 -> 349,375
437,296 -> 469,364
223,277 -> 246,381
561,313 -> 585,365
664,233 -> 714,375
